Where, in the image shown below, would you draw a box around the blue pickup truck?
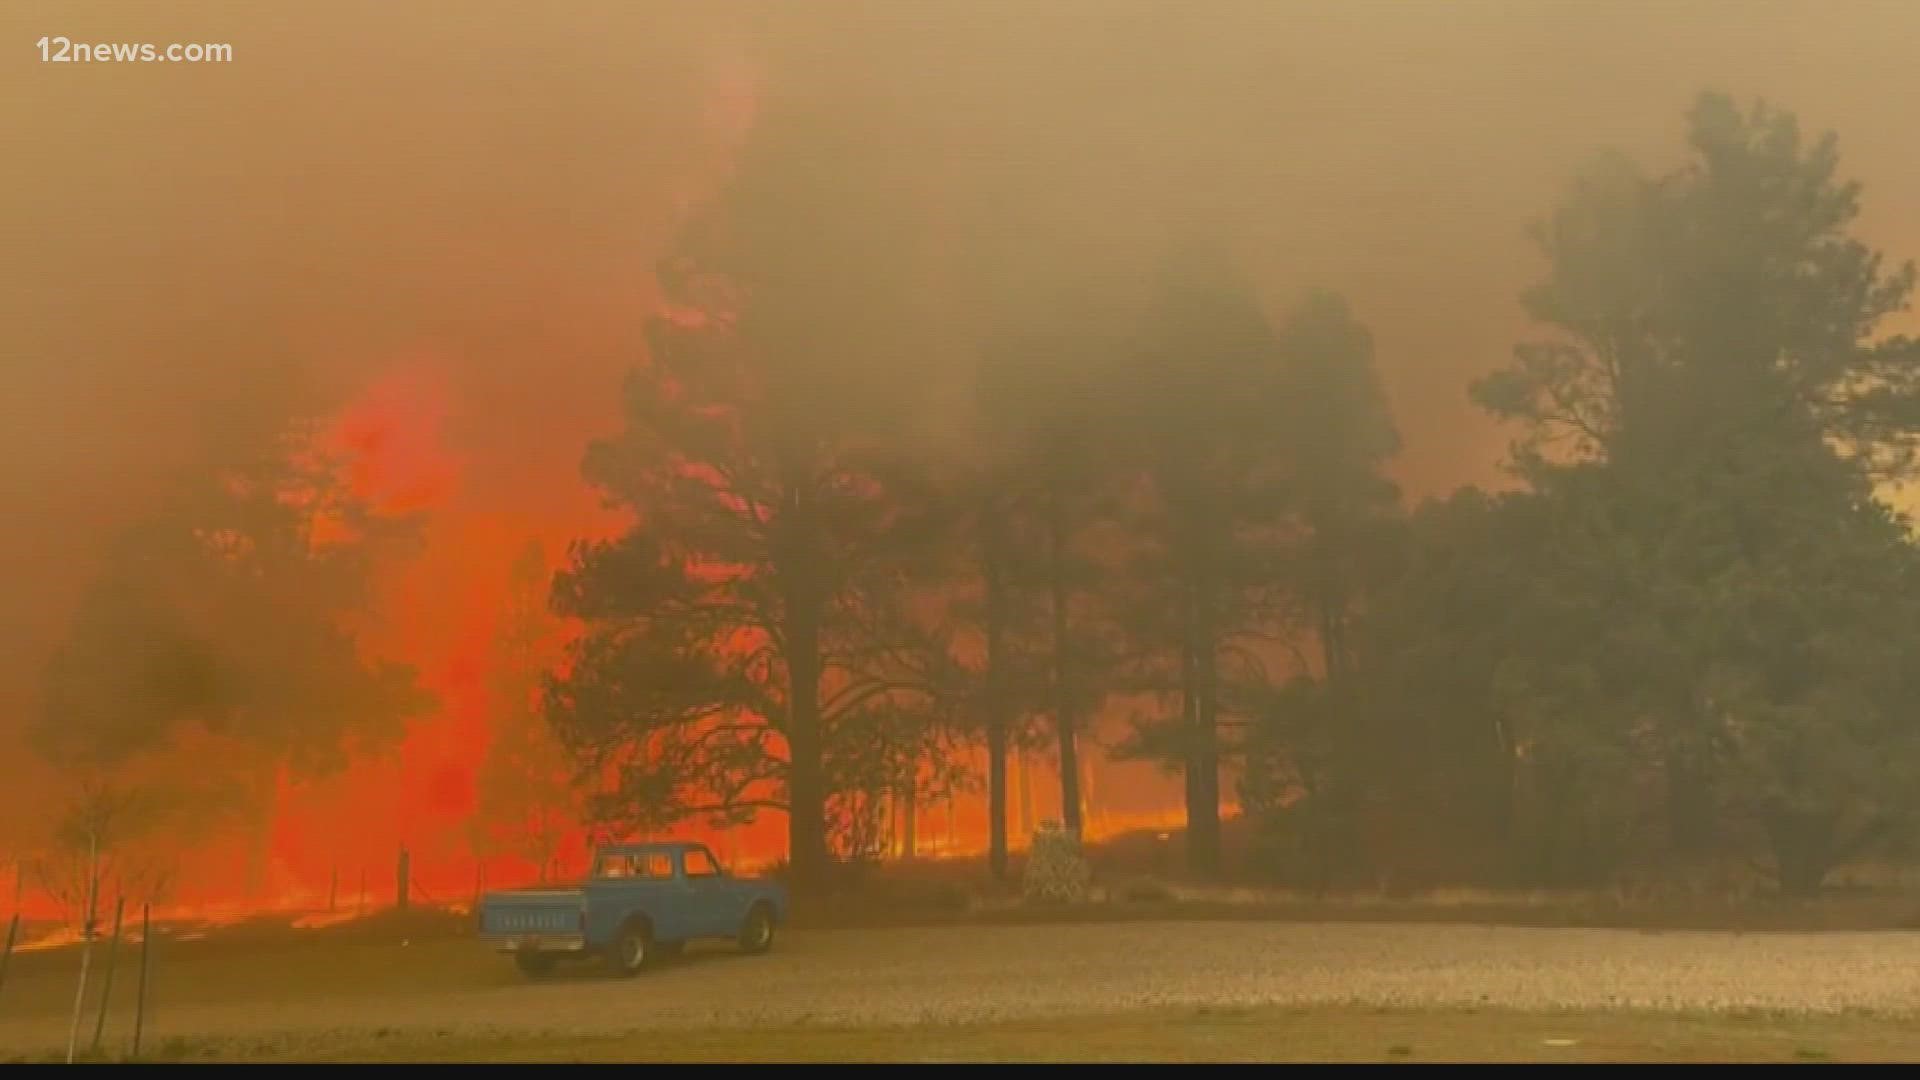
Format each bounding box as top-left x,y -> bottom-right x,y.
476,841 -> 788,978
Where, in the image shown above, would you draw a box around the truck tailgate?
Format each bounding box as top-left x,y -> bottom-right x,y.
479,890 -> 585,937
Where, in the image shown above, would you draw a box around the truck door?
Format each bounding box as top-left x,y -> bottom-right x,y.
589,850 -> 685,944
679,845 -> 737,937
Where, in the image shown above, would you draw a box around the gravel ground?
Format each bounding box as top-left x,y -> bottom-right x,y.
7,921 -> 1920,1055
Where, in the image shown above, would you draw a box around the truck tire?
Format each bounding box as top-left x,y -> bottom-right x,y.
608,921 -> 652,977
737,903 -> 775,955
514,952 -> 556,979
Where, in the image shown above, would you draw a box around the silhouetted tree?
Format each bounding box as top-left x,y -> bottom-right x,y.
36,423 -> 434,891
543,331 -> 912,887
1469,92 -> 1920,859
39,426 -> 429,771
973,316 -> 1133,843
471,541 -> 575,883
885,452 -> 1047,878
1271,293 -> 1402,682
1474,91 -> 1920,477
1268,291 -> 1403,882
544,94 -> 951,889
32,779 -> 180,929
1110,246 -> 1296,876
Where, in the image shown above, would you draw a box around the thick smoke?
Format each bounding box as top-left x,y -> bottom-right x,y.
5,0 -> 1920,891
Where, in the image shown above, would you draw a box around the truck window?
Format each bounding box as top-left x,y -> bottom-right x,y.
596,852 -> 673,879
683,848 -> 720,878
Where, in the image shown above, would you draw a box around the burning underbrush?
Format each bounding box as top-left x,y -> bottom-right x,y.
12,902 -> 481,958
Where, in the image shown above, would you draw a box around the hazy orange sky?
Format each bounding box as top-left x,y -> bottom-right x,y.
7,0 -> 1920,879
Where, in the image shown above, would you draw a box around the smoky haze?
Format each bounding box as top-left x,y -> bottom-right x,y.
5,0 -> 1920,871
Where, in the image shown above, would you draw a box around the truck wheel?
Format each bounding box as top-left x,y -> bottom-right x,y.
737,903 -> 775,955
609,922 -> 652,977
514,952 -> 556,979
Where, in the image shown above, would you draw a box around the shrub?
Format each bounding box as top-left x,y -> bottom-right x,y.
1022,820 -> 1092,904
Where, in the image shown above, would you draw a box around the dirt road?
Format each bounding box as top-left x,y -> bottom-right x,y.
6,921 -> 1920,1056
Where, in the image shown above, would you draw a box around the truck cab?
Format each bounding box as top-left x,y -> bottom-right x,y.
476,840 -> 788,978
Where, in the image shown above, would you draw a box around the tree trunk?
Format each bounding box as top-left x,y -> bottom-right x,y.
986,725 -> 1008,875
983,520 -> 1011,880
900,766 -> 917,859
1016,748 -> 1034,846
1316,590 -> 1361,885
247,769 -> 277,901
1180,601 -> 1200,855
1765,807 -> 1836,897
1185,581 -> 1222,876
786,594 -> 828,890
1046,490 -> 1082,839
1664,744 -> 1716,857
1317,595 -> 1345,683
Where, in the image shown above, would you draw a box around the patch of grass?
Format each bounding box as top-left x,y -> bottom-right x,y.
40,1006 -> 1920,1063
1117,878 -> 1178,904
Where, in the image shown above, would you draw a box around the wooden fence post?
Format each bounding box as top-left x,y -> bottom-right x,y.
0,911 -> 19,1007
130,903 -> 151,1059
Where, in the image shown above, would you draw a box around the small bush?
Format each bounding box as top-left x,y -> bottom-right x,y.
1022,821 -> 1092,904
